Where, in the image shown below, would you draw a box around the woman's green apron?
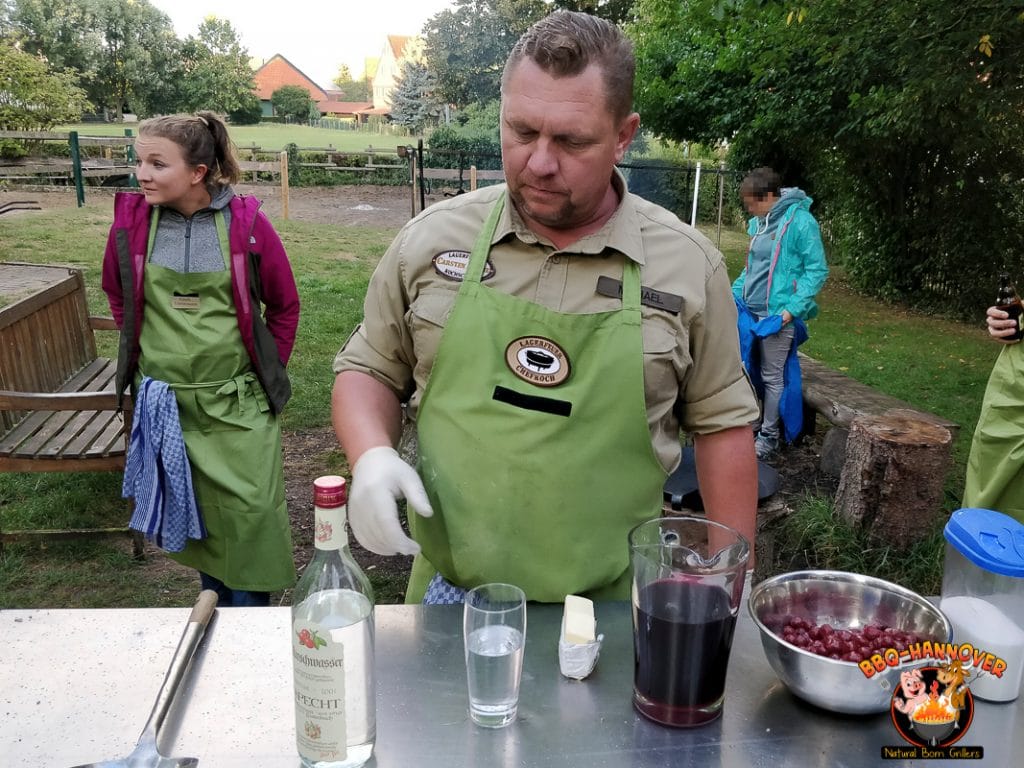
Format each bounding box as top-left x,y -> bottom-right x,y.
409,194 -> 667,603
964,342 -> 1024,524
138,209 -> 294,591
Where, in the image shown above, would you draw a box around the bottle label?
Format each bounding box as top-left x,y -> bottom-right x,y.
314,505 -> 346,551
293,618 -> 347,761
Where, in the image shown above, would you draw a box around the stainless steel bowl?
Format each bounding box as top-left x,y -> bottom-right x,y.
748,570 -> 952,714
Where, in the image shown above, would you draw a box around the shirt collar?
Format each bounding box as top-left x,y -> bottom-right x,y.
496,169 -> 646,265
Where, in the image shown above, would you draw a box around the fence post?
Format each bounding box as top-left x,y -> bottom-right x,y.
68,131 -> 85,207
470,165 -> 478,192
124,128 -> 139,188
690,161 -> 702,226
280,151 -> 289,220
716,161 -> 726,249
417,139 -> 425,213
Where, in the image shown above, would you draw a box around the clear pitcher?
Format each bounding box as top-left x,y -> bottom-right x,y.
629,515 -> 750,727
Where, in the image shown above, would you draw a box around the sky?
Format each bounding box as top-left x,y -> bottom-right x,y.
149,0 -> 458,90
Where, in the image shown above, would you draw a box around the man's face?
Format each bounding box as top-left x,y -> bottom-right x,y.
500,58 -> 639,234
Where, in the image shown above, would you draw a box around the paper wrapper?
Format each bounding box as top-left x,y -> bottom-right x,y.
558,615 -> 603,680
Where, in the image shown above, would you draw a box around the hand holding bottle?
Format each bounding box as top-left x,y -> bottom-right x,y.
349,446 -> 433,556
991,272 -> 1024,343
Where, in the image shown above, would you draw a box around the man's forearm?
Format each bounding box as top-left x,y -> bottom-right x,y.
693,426 -> 758,563
331,370 -> 404,467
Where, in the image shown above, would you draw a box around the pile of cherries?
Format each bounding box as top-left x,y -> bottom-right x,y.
778,616 -> 925,663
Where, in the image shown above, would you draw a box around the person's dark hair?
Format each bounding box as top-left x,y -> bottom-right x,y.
501,10 -> 634,121
740,167 -> 782,200
138,111 -> 241,190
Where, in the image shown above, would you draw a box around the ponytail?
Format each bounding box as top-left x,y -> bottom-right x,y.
138,112 -> 241,191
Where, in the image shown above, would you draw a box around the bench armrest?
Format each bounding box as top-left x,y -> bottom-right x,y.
0,390 -> 126,411
89,316 -> 120,331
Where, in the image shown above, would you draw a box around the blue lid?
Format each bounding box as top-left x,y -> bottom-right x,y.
944,508 -> 1024,577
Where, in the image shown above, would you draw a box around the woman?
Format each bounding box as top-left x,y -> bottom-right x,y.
102,112 -> 300,606
732,167 -> 828,460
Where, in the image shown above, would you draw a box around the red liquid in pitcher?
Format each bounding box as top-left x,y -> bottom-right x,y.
633,579 -> 737,726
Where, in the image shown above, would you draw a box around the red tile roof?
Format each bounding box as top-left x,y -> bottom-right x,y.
318,100 -> 374,116
387,35 -> 412,59
253,54 -> 327,101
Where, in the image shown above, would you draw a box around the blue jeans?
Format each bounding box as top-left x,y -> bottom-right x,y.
199,572 -> 270,607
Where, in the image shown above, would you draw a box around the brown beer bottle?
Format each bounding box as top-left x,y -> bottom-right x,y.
996,272 -> 1024,342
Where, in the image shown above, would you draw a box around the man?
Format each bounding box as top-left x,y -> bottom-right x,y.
332,11 -> 759,604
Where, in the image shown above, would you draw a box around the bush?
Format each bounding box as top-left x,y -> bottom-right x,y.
426,127 -> 501,170
229,94 -> 263,126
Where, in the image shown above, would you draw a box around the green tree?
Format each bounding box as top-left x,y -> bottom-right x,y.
271,84 -> 315,121
423,0 -> 549,107
389,59 -> 443,133
9,0 -> 181,119
332,63 -> 370,101
0,41 -> 90,129
630,0 -> 1024,317
177,16 -> 256,114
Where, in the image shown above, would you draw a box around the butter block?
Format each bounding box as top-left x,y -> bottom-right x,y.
563,594 -> 596,644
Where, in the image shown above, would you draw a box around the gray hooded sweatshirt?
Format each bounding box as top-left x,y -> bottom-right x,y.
148,185 -> 235,272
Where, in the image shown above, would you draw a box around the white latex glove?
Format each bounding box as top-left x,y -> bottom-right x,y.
349,446 -> 433,556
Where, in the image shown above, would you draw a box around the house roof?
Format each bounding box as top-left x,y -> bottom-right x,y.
253,54 -> 327,101
387,35 -> 413,59
318,100 -> 374,115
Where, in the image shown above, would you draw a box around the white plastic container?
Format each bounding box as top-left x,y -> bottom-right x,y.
940,508 -> 1024,702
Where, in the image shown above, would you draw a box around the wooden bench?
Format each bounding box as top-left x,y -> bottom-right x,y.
799,351 -> 959,459
0,262 -> 139,553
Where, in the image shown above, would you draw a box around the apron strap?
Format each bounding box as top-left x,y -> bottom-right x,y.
464,194 -> 505,285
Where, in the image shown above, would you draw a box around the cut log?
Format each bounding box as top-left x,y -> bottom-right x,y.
834,409 -> 953,547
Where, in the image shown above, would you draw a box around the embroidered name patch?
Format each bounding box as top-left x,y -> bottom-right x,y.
504,336 -> 570,387
432,250 -> 495,282
171,293 -> 200,310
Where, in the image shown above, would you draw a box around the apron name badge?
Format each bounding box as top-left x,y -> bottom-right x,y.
433,250 -> 495,282
170,293 -> 201,311
505,336 -> 571,387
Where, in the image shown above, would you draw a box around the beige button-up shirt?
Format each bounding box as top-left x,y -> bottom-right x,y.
334,176 -> 758,473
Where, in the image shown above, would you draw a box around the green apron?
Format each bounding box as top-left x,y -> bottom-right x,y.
963,342 -> 1024,524
138,209 -> 294,591
409,194 -> 667,603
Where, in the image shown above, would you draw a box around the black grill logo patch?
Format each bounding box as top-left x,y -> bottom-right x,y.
504,336 -> 570,387
432,250 -> 495,282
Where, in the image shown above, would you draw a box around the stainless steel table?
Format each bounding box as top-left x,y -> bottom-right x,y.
2,602 -> 1020,766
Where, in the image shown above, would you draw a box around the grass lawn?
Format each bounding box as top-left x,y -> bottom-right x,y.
56,122 -> 421,154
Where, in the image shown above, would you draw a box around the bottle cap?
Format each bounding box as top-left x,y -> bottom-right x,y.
313,475 -> 347,508
944,508 -> 1024,577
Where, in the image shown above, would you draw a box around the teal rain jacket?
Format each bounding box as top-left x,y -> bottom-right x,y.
732,190 -> 828,320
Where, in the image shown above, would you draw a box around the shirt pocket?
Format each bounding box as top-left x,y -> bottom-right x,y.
407,287 -> 456,383
642,316 -> 683,413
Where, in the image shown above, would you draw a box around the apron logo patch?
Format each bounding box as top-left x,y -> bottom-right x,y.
432,250 -> 495,282
505,336 -> 571,387
170,293 -> 200,311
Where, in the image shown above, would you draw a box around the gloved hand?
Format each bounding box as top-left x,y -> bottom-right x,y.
348,446 -> 433,556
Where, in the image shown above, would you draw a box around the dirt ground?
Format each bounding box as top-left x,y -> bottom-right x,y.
4,183 -> 834,599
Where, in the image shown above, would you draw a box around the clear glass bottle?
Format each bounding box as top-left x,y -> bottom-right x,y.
292,475 -> 375,768
996,271 -> 1024,342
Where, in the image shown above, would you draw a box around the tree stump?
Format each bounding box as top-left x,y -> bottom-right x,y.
834,409 -> 953,547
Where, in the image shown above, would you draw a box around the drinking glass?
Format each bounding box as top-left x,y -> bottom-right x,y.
463,583 -> 527,727
629,516 -> 750,727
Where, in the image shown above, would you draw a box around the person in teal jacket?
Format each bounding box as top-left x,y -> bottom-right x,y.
732,167 -> 828,459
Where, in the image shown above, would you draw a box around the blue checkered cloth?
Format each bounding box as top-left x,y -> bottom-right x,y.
423,572 -> 467,605
123,376 -> 205,552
